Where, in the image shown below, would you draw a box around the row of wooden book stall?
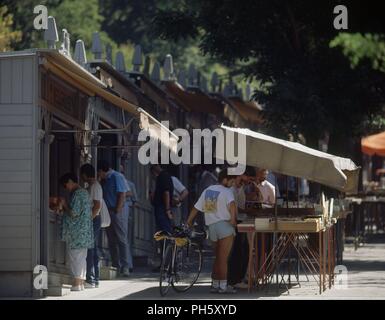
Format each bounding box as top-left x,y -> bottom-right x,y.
0,15 -> 267,297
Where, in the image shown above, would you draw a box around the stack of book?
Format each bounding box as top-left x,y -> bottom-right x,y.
254,217 -> 272,231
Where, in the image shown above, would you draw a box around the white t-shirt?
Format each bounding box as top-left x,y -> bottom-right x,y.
88,181 -> 103,216
172,176 -> 186,197
194,184 -> 235,226
267,172 -> 281,198
257,180 -> 276,205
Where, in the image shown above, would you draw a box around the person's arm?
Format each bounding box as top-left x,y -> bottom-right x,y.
172,188 -> 189,206
186,207 -> 199,227
179,189 -> 189,202
115,174 -> 129,213
172,177 -> 188,204
92,200 -> 101,219
187,193 -> 204,227
126,190 -> 133,198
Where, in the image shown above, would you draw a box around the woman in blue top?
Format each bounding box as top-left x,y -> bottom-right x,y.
58,173 -> 94,291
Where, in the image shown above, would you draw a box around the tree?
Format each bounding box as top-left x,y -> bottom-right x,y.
99,0 -> 228,78
153,0 -> 385,159
331,33 -> 385,73
0,5 -> 22,51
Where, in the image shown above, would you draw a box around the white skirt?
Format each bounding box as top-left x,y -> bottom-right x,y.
68,248 -> 87,280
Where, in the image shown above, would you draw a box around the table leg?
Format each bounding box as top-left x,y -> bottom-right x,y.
255,233 -> 259,288
328,227 -> 332,289
323,230 -> 327,291
247,232 -> 255,293
261,233 -> 266,285
331,225 -> 337,285
319,230 -> 322,295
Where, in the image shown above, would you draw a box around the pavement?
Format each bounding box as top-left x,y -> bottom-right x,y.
33,234 -> 385,300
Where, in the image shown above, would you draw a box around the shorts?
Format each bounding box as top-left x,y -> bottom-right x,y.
208,220 -> 236,242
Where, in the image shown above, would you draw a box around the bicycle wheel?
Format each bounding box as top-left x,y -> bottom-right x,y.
159,243 -> 173,296
172,241 -> 202,292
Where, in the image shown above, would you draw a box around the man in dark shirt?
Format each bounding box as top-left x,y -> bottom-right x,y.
150,165 -> 174,234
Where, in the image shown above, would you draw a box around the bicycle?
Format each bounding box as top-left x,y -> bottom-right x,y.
154,225 -> 205,296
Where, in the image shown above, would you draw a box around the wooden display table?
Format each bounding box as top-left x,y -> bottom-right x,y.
238,218 -> 336,295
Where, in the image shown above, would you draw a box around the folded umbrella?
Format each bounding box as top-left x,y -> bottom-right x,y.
219,125 -> 360,194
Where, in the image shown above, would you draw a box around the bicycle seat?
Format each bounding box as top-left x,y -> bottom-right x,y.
173,229 -> 188,238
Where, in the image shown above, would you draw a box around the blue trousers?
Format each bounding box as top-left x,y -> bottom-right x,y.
106,206 -> 130,271
86,215 -> 101,284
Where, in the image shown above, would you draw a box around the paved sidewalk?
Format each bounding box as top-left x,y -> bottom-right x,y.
37,240 -> 385,300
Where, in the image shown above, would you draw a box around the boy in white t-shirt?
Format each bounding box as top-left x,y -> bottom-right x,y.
187,169 -> 237,294
80,164 -> 103,288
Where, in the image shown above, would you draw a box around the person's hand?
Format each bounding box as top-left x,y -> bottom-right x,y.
230,219 -> 237,227
54,207 -> 63,215
59,198 -> 68,211
166,209 -> 173,220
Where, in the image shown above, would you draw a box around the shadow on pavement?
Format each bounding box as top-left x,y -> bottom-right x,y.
119,280 -> 295,300
344,260 -> 385,272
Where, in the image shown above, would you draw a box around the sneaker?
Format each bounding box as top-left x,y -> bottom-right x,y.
81,284 -> 85,291
234,282 -> 249,289
210,286 -> 219,294
71,285 -> 82,292
218,285 -> 237,294
84,282 -> 96,289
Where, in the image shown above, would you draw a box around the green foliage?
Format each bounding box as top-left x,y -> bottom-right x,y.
99,0 -> 230,81
330,33 -> 385,73
0,5 -> 22,51
4,0 -> 385,155
361,115 -> 385,135
49,0 -> 103,47
153,0 -> 385,156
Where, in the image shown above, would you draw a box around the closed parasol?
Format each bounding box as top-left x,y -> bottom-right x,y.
219,125 -> 360,194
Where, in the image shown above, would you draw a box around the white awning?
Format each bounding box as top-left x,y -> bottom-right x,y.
219,125 -> 360,193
